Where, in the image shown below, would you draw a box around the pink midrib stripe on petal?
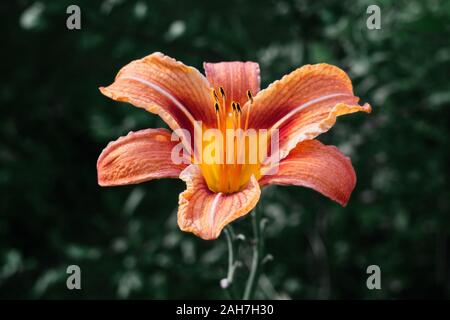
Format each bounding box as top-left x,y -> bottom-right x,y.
122,75 -> 201,158
269,93 -> 353,131
208,192 -> 223,239
122,75 -> 197,124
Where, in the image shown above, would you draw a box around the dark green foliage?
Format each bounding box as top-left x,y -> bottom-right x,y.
1,0 -> 449,299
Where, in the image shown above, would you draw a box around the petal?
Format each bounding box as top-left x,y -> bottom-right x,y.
259,140 -> 356,206
100,52 -> 216,136
178,165 -> 261,240
245,64 -> 371,160
204,61 -> 260,106
97,128 -> 187,186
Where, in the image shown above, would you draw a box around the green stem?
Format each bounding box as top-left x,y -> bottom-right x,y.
223,227 -> 237,299
243,209 -> 262,300
224,227 -> 235,283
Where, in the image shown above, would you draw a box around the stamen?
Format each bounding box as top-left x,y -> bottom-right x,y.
219,86 -> 226,117
244,90 -> 253,131
214,102 -> 221,131
213,90 -> 220,103
236,102 -> 241,113
236,102 -> 245,170
236,102 -> 241,130
219,86 -> 226,98
230,101 -> 237,130
246,90 -> 253,104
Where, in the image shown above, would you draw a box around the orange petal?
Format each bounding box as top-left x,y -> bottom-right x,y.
245,64 -> 371,160
259,140 -> 356,206
178,165 -> 261,240
97,128 -> 187,186
204,61 -> 260,107
100,52 -> 216,136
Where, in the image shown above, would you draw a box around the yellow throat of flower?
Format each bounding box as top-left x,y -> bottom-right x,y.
199,88 -> 262,194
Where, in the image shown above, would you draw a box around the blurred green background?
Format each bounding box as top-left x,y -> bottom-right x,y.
1,0 -> 449,299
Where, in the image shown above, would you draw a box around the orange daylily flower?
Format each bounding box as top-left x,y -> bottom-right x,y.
97,52 -> 371,240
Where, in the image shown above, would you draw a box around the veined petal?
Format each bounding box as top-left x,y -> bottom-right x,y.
204,61 -> 260,106
244,63 -> 371,160
97,128 -> 187,186
259,140 -> 356,206
100,52 -> 216,137
178,165 -> 261,240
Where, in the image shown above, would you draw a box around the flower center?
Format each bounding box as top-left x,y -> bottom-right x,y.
199,88 -> 262,194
